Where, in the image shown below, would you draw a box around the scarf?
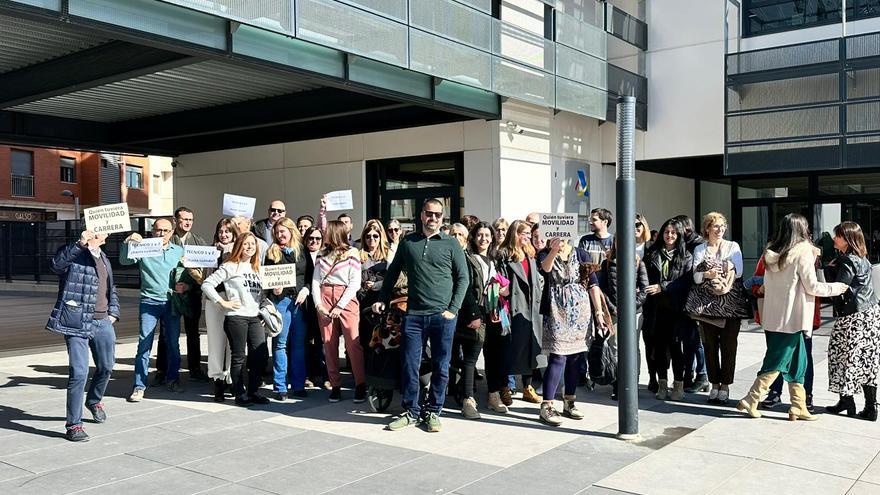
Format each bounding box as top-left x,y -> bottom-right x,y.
660,248 -> 675,279
282,246 -> 294,255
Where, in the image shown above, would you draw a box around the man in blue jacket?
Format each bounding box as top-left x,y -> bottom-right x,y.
47,229 -> 120,442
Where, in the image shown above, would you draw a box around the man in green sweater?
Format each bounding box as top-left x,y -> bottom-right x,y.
121,217 -> 185,402
374,199 -> 469,432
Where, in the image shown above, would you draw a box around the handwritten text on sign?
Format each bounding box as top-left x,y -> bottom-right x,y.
325,190 -> 354,212
261,264 -> 297,289
539,213 -> 580,242
222,193 -> 256,219
127,237 -> 163,259
184,245 -> 220,268
84,203 -> 130,235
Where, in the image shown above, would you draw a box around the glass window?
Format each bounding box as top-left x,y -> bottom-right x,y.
738,176 -> 809,199
11,150 -> 33,176
126,166 -> 144,189
60,157 -> 76,183
745,1 -> 880,37
819,173 -> 880,195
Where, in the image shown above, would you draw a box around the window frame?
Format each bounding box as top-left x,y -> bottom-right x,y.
60,156 -> 77,183
743,0 -> 880,38
126,165 -> 144,190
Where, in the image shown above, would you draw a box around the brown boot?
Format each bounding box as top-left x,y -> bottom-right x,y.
788,382 -> 818,421
521,385 -> 541,403
499,387 -> 513,406
736,372 -> 779,419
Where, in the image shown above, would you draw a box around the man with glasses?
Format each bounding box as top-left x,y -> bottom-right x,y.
374,199 -> 469,432
253,200 -> 286,243
122,217 -> 186,402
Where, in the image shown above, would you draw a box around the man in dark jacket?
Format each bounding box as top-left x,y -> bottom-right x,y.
47,229 -> 120,442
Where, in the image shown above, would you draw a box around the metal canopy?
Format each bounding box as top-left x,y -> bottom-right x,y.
0,2 -> 499,156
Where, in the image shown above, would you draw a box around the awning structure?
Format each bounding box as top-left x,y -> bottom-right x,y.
0,1 -> 502,156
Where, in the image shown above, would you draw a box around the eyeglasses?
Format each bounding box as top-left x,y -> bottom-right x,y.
269,208 -> 285,214
423,211 -> 443,218
365,234 -> 380,239
711,224 -> 727,230
307,236 -> 323,242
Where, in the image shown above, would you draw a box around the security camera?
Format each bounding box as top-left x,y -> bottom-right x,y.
171,160 -> 180,168
506,121 -> 524,134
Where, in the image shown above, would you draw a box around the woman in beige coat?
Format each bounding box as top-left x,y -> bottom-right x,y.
737,213 -> 848,421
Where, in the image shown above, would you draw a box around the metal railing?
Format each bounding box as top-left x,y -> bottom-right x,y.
11,175 -> 34,197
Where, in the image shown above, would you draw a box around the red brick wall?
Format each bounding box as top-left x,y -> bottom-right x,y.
121,155 -> 150,210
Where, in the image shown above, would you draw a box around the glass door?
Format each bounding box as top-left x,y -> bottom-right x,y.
816,200 -> 880,265
740,202 -> 809,275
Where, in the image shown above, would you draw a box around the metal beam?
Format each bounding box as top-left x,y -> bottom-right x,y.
0,40 -> 198,109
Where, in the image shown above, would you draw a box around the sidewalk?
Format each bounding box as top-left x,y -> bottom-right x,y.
0,319 -> 879,494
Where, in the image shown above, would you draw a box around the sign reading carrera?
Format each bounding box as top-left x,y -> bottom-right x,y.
261,263 -> 297,289
539,213 -> 580,242
84,203 -> 130,234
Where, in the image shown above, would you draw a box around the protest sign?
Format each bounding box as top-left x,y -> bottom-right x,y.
261,263 -> 297,289
539,213 -> 580,242
222,193 -> 256,218
325,190 -> 353,211
84,203 -> 130,235
183,245 -> 220,268
126,237 -> 163,259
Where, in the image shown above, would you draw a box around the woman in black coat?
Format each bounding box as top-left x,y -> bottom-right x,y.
643,219 -> 694,401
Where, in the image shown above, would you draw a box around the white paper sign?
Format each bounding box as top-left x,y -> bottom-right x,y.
84,203 -> 131,235
539,213 -> 580,242
127,237 -> 164,259
261,264 -> 297,289
222,193 -> 256,218
325,190 -> 353,212
183,245 -> 220,268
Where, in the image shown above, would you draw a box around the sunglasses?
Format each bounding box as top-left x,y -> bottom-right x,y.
423,211 -> 443,218
387,228 -> 400,233
635,222 -> 643,228
365,234 -> 380,239
269,208 -> 285,214
308,236 -> 323,242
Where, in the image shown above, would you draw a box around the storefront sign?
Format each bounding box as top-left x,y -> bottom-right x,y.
0,209 -> 50,222
84,203 -> 130,234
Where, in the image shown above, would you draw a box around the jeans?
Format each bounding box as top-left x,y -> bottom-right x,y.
65,319 -> 116,427
401,313 -> 456,417
682,319 -> 707,378
770,335 -> 814,396
225,315 -> 269,397
273,298 -> 308,393
156,297 -> 203,375
134,298 -> 180,390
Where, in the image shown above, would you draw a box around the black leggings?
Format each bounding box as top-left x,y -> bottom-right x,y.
453,336 -> 483,399
224,315 -> 269,397
653,311 -> 686,382
483,322 -> 510,393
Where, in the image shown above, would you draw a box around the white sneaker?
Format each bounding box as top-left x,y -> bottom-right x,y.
127,388 -> 144,403
539,402 -> 563,426
487,392 -> 508,414
708,387 -> 719,401
718,388 -> 730,404
461,397 -> 481,420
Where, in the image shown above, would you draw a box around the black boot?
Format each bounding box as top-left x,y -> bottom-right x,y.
858,385 -> 878,422
647,372 -> 659,394
213,379 -> 225,403
825,394 -> 856,416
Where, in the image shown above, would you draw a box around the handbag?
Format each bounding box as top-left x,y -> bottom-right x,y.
258,298 -> 284,337
685,277 -> 752,320
588,332 -> 617,386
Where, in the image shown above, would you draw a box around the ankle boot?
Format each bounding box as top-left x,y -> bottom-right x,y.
737,372 -> 779,419
858,385 -> 878,422
788,382 -> 818,421
825,395 -> 856,417
670,380 -> 685,401
647,373 -> 659,394
213,379 -> 225,403
655,379 -> 669,400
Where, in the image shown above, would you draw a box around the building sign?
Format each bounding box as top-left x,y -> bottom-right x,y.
0,208 -> 51,222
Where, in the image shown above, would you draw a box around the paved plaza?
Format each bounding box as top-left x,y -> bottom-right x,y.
1,295 -> 880,494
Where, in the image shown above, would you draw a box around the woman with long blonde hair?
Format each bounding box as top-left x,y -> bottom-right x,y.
202,232 -> 269,406
265,217 -> 312,400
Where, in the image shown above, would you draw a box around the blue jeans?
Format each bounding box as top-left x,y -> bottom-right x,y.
134,298 -> 180,390
65,319 -> 116,427
273,298 -> 308,393
400,313 -> 456,417
682,320 -> 707,377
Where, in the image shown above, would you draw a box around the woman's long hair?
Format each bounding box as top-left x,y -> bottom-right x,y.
227,232 -> 261,272
266,217 -> 302,263
359,219 -> 389,262
498,219 -> 535,262
467,221 -> 497,259
636,213 -> 651,244
647,218 -> 687,271
834,221 -> 868,258
321,220 -> 351,258
765,213 -> 812,268
212,217 -> 237,245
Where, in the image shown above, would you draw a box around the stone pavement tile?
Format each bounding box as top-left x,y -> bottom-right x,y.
82,404 -> 207,438
858,453 -> 880,485
98,466 -> 228,494
0,453 -> 166,495
180,430 -> 362,482
760,422 -> 880,480
848,481 -> 880,494
199,483 -> 277,495
811,412 -> 880,441
130,420 -> 305,465
0,461 -> 30,483
593,446 -> 752,495
324,453 -> 500,495
1,425 -> 189,473
708,460 -> 855,495
240,441 -> 426,494
576,487 -> 639,495
154,406 -> 279,436
672,415 -> 791,458
0,430 -> 65,457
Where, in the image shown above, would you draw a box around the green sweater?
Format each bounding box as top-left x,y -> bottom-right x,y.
120,241 -> 184,301
381,231 -> 469,315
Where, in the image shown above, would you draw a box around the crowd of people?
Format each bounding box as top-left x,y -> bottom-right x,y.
47,198 -> 880,441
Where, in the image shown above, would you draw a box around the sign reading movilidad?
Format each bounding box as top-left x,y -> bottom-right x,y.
539,213 -> 579,241
261,264 -> 297,289
84,203 -> 130,235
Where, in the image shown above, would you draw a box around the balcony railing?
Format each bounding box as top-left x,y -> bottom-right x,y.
11,175 -> 34,197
